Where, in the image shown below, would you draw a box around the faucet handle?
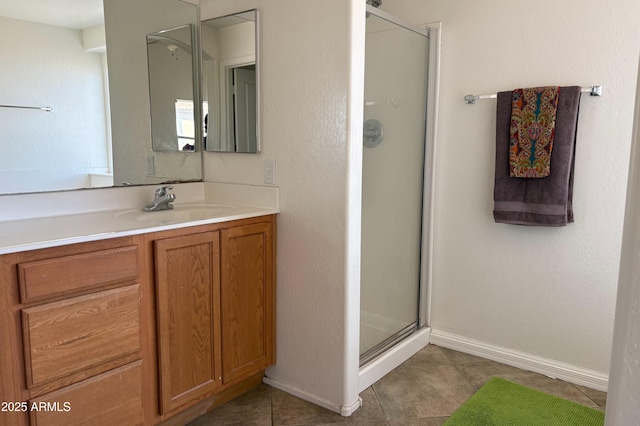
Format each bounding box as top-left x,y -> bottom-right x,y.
155,185 -> 174,197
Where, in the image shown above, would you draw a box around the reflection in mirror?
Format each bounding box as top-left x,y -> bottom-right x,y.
202,10 -> 259,153
0,0 -> 202,195
0,2 -> 113,194
105,0 -> 202,186
147,24 -> 198,152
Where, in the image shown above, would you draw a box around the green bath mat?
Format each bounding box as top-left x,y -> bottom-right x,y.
444,377 -> 604,426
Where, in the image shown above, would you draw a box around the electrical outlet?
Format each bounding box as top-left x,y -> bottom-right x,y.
264,159 -> 276,185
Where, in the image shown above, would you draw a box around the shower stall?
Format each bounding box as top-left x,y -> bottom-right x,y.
359,5 -> 434,372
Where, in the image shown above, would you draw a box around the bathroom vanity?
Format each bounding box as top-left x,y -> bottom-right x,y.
0,200 -> 276,426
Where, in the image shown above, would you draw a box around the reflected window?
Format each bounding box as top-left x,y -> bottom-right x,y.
202,101 -> 209,150
176,99 -> 195,150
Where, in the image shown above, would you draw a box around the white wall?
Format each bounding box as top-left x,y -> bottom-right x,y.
0,16 -> 110,193
82,25 -> 107,52
199,0 -> 365,414
216,20 -> 255,60
382,0 -> 640,378
605,58 -> 640,426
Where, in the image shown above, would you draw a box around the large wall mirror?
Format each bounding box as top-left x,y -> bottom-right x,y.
202,10 -> 259,153
0,0 -> 202,195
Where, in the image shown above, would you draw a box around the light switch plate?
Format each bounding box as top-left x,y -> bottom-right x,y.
146,155 -> 155,176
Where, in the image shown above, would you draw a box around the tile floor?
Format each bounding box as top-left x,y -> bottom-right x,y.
188,344 -> 607,425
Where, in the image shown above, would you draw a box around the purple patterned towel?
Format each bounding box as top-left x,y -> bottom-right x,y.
494,86 -> 581,226
510,86 -> 560,178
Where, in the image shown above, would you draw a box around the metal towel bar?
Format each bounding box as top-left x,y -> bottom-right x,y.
0,104 -> 52,112
464,85 -> 603,105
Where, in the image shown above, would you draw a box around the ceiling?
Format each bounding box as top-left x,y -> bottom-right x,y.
0,0 -> 104,30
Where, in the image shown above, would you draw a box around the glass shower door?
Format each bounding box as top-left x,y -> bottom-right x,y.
360,9 -> 429,365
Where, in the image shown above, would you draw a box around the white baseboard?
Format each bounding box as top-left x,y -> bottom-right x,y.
262,377 -> 362,417
430,329 -> 609,392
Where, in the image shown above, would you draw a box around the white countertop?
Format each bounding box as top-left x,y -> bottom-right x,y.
0,203 -> 278,255
0,182 -> 280,255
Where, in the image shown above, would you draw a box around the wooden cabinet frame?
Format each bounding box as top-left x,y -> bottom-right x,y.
152,215 -> 276,420
0,215 -> 276,426
0,236 -> 147,426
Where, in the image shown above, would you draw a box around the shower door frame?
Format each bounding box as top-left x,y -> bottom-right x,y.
359,4 -> 436,367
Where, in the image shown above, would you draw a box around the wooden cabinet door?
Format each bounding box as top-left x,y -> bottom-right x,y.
154,231 -> 222,414
221,221 -> 274,384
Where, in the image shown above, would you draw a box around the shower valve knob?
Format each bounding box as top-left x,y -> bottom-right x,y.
363,119 -> 384,148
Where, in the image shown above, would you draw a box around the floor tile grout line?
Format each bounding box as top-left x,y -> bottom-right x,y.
451,362 -> 480,392
568,382 -> 604,409
270,386 -> 275,426
370,383 -> 391,421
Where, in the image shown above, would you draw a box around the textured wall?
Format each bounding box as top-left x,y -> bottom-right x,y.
199,0 -> 365,413
381,0 -> 640,375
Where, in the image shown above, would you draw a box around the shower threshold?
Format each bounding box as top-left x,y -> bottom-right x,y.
360,322 -> 418,367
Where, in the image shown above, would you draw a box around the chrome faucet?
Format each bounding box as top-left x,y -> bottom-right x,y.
143,185 -> 176,212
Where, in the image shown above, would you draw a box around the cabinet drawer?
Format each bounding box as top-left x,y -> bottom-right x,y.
29,361 -> 144,426
22,285 -> 141,388
18,245 -> 139,303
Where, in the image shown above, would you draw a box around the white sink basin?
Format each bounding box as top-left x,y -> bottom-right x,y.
116,204 -> 239,225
